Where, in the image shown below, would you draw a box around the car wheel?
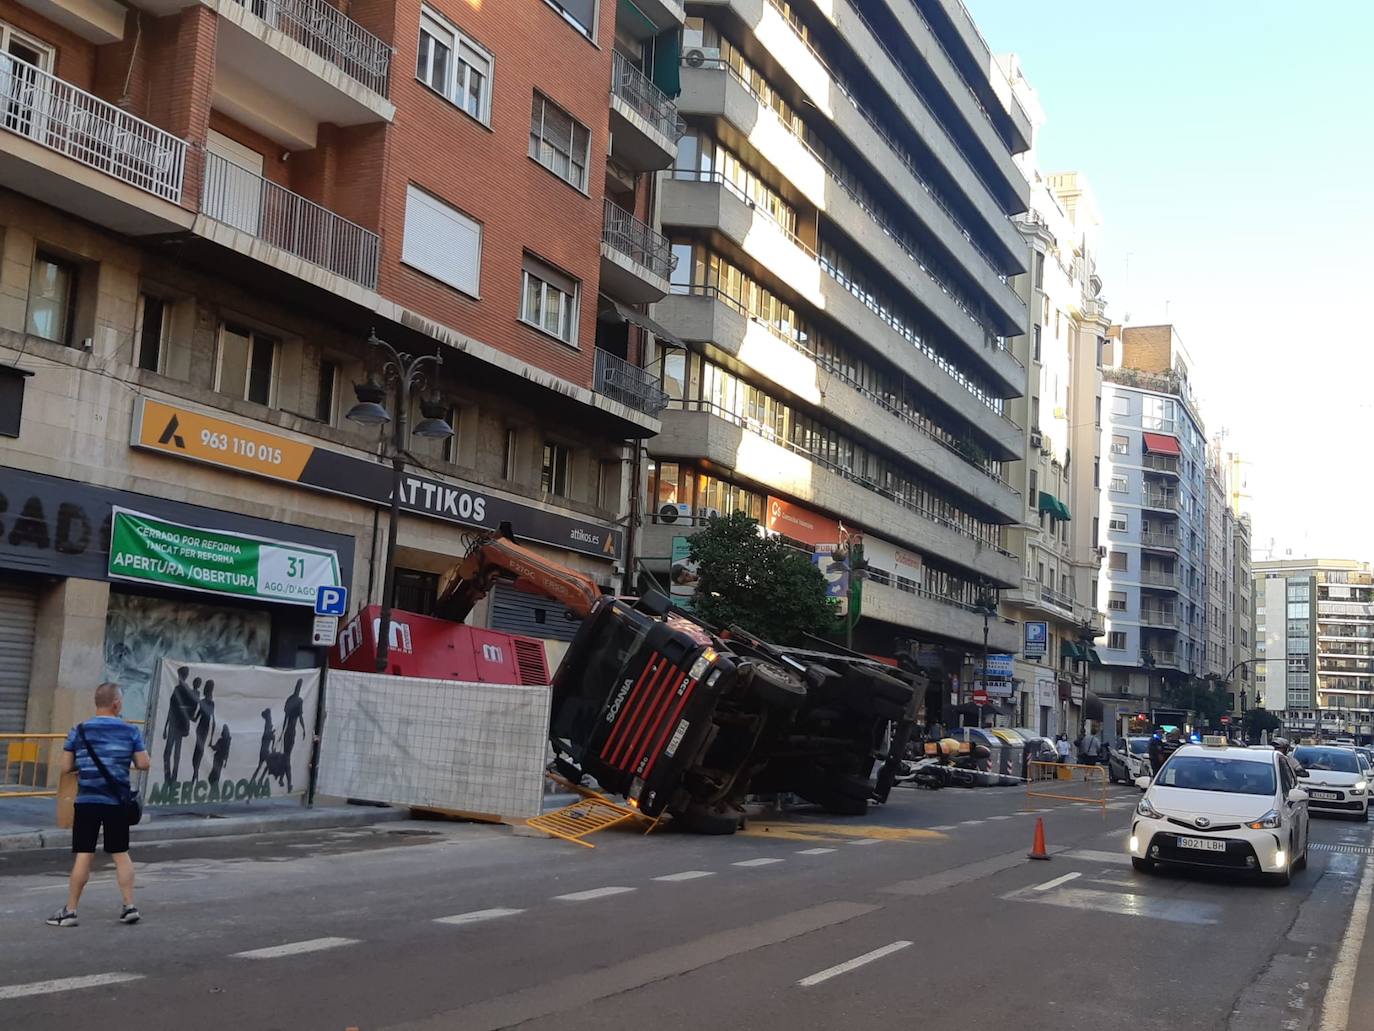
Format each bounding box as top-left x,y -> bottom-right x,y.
1363,805 -> 1370,823
1294,844 -> 1308,872
1131,857 -> 1155,874
1266,863 -> 1292,887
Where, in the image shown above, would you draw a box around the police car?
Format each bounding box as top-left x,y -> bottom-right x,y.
1128,736 -> 1311,885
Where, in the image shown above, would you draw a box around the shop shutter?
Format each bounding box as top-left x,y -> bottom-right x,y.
0,578 -> 38,731
488,583 -> 582,643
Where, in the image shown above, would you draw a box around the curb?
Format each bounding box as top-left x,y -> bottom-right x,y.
0,805 -> 407,854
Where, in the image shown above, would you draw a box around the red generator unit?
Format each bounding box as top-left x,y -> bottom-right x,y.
331,605 -> 550,686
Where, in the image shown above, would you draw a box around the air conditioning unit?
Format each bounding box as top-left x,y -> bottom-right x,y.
696,506 -> 722,522
1097,545 -> 1107,558
1029,431 -> 1043,449
658,502 -> 693,524
683,46 -> 720,68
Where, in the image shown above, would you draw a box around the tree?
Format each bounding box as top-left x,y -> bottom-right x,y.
1242,707 -> 1282,744
687,511 -> 837,645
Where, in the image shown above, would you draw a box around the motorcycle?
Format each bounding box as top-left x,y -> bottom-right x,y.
895,738 -> 991,789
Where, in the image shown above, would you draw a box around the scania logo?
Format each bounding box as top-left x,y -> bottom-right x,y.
1194,817 -> 1211,828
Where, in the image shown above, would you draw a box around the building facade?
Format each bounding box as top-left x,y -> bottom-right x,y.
0,0 -> 684,733
640,0 -> 1034,717
996,57 -> 1107,737
1255,558 -> 1374,742
1092,325 -> 1210,732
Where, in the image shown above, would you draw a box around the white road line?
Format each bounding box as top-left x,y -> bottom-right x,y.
653,871 -> 716,882
434,908 -> 524,926
848,838 -> 882,846
797,940 -> 913,987
959,820 -> 984,826
1319,857 -> 1374,1031
928,824 -> 958,831
733,857 -> 784,867
987,815 -> 1012,821
232,937 -> 359,960
553,886 -> 637,902
0,973 -> 144,1001
797,847 -> 837,855
1033,872 -> 1082,892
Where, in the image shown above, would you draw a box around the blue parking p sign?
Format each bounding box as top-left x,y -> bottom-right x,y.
314,585 -> 348,616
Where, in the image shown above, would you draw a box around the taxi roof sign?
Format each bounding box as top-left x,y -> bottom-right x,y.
1201,734 -> 1228,748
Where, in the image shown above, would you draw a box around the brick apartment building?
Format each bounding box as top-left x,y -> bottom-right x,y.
0,0 -> 683,733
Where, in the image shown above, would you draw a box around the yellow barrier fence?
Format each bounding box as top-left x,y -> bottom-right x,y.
1026,760 -> 1108,812
0,733 -> 67,798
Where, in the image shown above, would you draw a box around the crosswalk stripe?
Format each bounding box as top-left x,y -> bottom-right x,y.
653,871 -> 715,882
734,858 -> 784,867
434,908 -> 524,926
233,938 -> 358,959
0,973 -> 144,1000
553,887 -> 636,902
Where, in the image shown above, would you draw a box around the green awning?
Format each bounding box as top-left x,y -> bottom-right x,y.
1085,647 -> 1103,665
1056,498 -> 1072,521
1060,641 -> 1084,659
651,28 -> 681,97
1037,491 -> 1058,515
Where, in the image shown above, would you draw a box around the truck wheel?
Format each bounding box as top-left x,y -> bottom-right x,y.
675,804 -> 740,836
744,660 -> 808,710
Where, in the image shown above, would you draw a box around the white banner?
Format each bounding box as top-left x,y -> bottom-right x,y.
145,660 -> 320,806
317,671 -> 551,820
863,534 -> 923,579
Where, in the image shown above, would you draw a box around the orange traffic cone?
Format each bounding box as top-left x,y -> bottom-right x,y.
1028,816 -> 1051,860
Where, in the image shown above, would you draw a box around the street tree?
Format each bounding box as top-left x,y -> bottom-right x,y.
1242,708 -> 1282,744
687,511 -> 837,645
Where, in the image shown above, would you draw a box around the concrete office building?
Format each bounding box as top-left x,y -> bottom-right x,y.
1255,558 -> 1374,741
641,0 -> 1032,713
0,0 -> 683,734
1093,325 -> 1210,732
997,57 -> 1108,737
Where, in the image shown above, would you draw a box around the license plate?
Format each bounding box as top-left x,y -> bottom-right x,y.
1310,790 -> 1340,800
1176,836 -> 1226,852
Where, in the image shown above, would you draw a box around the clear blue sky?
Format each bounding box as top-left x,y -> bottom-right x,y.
967,0 -> 1374,562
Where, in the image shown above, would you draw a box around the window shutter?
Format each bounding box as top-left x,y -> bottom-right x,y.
522,254 -> 577,298
402,185 -> 482,296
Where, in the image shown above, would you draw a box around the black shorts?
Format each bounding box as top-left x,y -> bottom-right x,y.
72,803 -> 131,854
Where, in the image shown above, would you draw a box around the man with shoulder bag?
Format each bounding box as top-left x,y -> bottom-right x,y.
47,682 -> 150,928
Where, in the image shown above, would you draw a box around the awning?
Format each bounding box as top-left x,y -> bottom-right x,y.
1142,432 -> 1181,456
598,296 -> 687,349
1055,498 -> 1072,521
1084,647 -> 1103,665
1037,491 -> 1059,516
1060,641 -> 1085,660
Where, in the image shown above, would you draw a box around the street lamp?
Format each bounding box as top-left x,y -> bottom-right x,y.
974,578 -> 996,723
346,331 -> 453,673
1141,649 -> 1157,718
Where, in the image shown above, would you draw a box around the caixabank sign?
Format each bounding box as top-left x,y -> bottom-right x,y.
131,397 -> 622,561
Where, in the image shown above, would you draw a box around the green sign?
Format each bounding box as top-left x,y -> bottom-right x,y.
108,508 -> 341,606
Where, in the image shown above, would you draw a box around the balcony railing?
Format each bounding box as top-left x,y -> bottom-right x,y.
1142,491 -> 1179,512
1140,532 -> 1180,551
229,0 -> 391,96
201,151 -> 379,289
1141,650 -> 1179,668
1039,584 -> 1073,612
611,50 -> 684,141
0,56 -> 186,202
595,348 -> 669,417
1139,569 -> 1180,589
602,200 -> 674,280
1140,609 -> 1180,630
1143,454 -> 1179,476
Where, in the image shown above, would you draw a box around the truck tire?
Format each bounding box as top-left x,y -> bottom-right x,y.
674,803 -> 740,836
744,660 -> 808,710
798,772 -> 871,815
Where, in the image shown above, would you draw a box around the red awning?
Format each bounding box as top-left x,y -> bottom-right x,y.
1142,432 -> 1181,456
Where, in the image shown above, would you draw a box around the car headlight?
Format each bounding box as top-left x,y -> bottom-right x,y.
1353,781 -> 1368,795
1136,796 -> 1162,819
1246,809 -> 1282,830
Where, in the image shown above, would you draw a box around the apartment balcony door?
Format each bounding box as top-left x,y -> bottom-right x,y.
1,24 -> 54,141
206,129 -> 265,236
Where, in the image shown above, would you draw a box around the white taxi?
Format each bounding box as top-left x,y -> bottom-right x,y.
1128,736 -> 1310,885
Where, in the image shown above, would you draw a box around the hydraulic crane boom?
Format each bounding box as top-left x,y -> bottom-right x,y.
433,528 -> 605,623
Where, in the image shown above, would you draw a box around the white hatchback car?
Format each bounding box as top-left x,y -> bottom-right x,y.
1291,745 -> 1370,821
1128,737 -> 1310,885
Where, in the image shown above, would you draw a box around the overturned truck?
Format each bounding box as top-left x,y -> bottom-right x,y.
430,529 -> 922,834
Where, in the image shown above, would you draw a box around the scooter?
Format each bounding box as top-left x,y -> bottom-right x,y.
895,738 -> 991,789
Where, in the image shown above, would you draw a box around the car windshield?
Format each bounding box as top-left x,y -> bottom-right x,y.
1156,755 -> 1276,795
1357,753 -> 1371,772
1294,748 -> 1360,774
1128,738 -> 1150,755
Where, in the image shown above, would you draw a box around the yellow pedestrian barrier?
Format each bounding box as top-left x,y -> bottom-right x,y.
1026,761 -> 1108,813
0,733 -> 66,798
526,796 -> 651,848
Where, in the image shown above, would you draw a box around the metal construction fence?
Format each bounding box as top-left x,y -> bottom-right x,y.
1026,761 -> 1108,812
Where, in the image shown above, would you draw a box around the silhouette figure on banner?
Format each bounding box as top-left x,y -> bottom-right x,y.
162,666 -> 198,782
280,679 -> 307,792
252,708 -> 290,788
190,680 -> 216,781
208,725 -> 232,788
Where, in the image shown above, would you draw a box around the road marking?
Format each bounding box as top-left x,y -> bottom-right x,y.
553,887 -> 636,902
928,825 -> 957,831
733,858 -> 784,867
959,820 -> 984,826
232,937 -> 359,960
741,821 -> 942,843
1033,872 -> 1081,891
848,838 -> 881,846
434,908 -> 524,926
797,940 -> 913,987
1061,848 -> 1132,866
797,847 -> 837,855
1002,883 -> 1220,925
987,815 -> 1012,821
1319,856 -> 1374,1031
0,973 -> 144,1001
653,871 -> 715,882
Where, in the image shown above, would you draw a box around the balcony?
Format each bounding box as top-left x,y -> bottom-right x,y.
1005,577 -> 1074,619
0,57 -> 191,234
609,51 -> 682,171
1140,532 -> 1180,553
1142,490 -> 1179,513
862,577 -> 1020,652
209,0 -> 394,150
1140,608 -> 1180,631
200,151 -> 379,289
1141,650 -> 1180,670
1143,453 -> 1180,477
600,200 -> 673,303
1139,569 -> 1181,591
594,348 -> 669,418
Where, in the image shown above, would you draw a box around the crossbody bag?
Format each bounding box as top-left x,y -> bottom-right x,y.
77,723 -> 143,826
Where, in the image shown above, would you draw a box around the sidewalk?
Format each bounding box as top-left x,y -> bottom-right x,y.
0,794 -> 406,853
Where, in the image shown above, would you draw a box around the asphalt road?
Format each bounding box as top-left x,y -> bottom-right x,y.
3,783 -> 1373,1031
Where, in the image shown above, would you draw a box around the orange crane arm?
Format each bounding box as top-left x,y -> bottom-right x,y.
433,530 -> 605,623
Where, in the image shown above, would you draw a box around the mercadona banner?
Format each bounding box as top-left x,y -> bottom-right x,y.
143,660 -> 320,806
108,507 -> 341,606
